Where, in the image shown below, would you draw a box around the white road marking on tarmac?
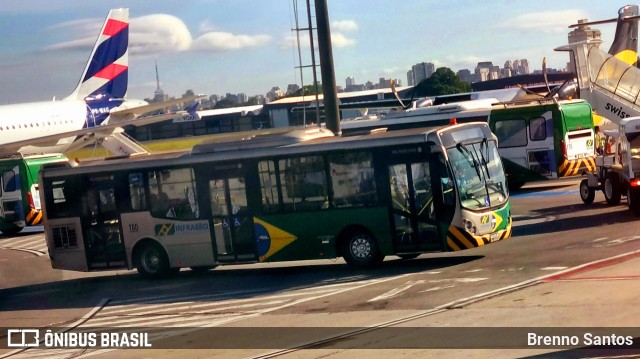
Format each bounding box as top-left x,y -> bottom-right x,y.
541,267 -> 568,271
368,280 -> 425,302
511,215 -> 556,227
419,284 -> 456,293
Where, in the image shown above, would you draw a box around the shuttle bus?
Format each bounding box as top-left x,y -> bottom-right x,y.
39,123 -> 511,278
0,153 -> 67,235
342,98 -> 596,189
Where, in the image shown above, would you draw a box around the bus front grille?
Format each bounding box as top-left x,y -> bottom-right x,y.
52,225 -> 78,249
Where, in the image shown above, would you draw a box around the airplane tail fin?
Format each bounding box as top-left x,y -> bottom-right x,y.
186,103 -> 201,122
65,8 -> 129,101
608,5 -> 639,66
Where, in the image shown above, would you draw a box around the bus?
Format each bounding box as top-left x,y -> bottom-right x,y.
0,153 -> 67,235
342,98 -> 596,189
39,123 -> 511,278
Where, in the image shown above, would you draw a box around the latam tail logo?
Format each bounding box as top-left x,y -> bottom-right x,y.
67,8 -> 129,127
83,14 -> 129,99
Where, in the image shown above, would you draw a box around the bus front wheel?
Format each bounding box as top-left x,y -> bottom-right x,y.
342,230 -> 383,269
136,242 -> 172,279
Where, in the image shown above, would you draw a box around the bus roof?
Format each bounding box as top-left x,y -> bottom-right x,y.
41,123 -> 492,178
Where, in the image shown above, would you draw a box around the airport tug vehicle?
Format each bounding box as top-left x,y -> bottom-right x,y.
579,117 -> 640,216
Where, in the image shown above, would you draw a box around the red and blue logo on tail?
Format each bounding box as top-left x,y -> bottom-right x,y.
66,8 -> 129,127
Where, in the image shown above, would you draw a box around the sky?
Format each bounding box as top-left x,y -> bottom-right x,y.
0,1 -> 633,104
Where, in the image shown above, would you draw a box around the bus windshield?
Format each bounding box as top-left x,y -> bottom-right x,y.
447,139 -> 508,210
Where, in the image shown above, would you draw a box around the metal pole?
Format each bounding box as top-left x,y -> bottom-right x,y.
314,0 -> 341,135
305,0 -> 321,127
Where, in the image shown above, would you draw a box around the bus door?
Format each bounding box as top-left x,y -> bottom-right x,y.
388,160 -> 439,252
208,174 -> 257,263
80,176 -> 126,269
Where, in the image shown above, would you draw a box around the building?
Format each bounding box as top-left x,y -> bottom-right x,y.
266,87 -> 285,102
475,61 -> 499,81
410,62 -> 435,85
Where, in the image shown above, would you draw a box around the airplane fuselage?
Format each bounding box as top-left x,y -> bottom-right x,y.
0,100 -> 87,146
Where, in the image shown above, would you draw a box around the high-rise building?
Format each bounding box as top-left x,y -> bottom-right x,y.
286,84 -> 300,95
407,70 -> 414,86
411,62 -> 435,85
346,76 -> 355,88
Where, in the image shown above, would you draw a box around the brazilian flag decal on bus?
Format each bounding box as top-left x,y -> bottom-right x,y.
254,217 -> 298,262
155,223 -> 176,236
446,206 -> 512,251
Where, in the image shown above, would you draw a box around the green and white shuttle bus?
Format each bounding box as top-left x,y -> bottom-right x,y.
342,98 -> 596,189
39,123 -> 511,278
0,153 -> 67,235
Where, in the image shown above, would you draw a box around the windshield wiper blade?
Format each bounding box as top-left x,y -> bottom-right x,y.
456,142 -> 482,180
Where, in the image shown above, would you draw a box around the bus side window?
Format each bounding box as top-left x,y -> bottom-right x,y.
529,117 -> 547,141
148,168 -> 199,220
128,172 -> 147,212
329,152 -> 377,207
259,160 -> 279,213
493,119 -> 527,147
279,156 -> 328,212
2,170 -> 17,192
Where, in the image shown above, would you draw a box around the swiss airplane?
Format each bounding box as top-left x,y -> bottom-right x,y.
0,8 -> 200,156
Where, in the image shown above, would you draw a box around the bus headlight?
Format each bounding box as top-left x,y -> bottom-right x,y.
463,219 -> 477,234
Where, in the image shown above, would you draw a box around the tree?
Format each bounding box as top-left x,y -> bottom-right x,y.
414,67 -> 471,96
291,84 -> 323,97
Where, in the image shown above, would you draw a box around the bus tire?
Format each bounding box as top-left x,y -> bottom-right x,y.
341,230 -> 383,269
135,242 -> 172,279
628,188 -> 640,216
0,226 -> 23,235
579,179 -> 595,204
603,174 -> 621,205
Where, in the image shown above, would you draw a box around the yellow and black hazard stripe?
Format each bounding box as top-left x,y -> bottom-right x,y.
26,209 -> 43,226
558,157 -> 596,177
446,219 -> 512,251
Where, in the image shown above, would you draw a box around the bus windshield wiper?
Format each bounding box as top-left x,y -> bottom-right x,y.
479,138 -> 491,180
456,142 -> 482,181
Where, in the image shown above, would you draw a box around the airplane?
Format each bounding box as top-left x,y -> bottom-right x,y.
0,8 -> 201,157
553,4 -> 640,127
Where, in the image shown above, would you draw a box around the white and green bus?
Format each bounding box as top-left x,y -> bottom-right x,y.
0,153 -> 67,235
39,123 -> 511,278
342,98 -> 596,189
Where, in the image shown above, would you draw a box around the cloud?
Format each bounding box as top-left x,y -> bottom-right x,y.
45,13 -> 271,55
332,20 -> 358,33
330,33 -> 356,48
498,9 -> 588,34
130,14 -> 193,54
192,32 -> 271,51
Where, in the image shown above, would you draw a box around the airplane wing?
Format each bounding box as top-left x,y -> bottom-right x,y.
3,104 -> 201,156
108,95 -> 204,123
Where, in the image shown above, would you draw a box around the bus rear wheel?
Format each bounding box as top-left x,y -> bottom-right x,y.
579,179 -> 595,204
136,242 -> 172,279
628,187 -> 640,216
603,175 -> 621,205
0,226 -> 23,236
342,230 -> 383,269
